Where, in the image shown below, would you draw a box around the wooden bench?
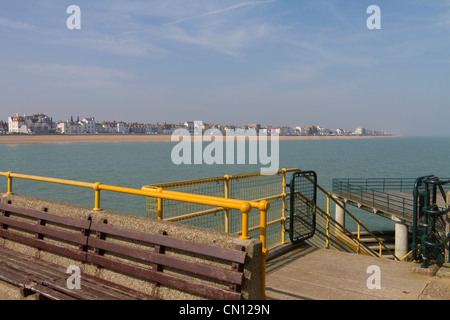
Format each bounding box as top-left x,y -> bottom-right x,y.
0,202 -> 247,300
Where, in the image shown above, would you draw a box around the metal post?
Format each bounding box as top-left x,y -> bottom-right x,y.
157,187 -> 163,220
224,175 -> 230,233
93,182 -> 102,212
240,203 -> 251,240
326,194 -> 330,249
281,169 -> 287,244
6,171 -> 13,195
259,200 -> 269,300
357,221 -> 361,254
446,192 -> 450,264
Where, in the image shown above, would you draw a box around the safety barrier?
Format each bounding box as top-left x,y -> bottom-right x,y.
0,171 -> 270,299
0,169 -> 402,299
143,168 -> 395,259
332,178 -> 415,221
143,169 -> 297,250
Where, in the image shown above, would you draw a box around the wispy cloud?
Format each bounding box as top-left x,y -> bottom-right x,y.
163,22 -> 273,56
163,0 -> 276,26
0,17 -> 51,34
16,63 -> 136,88
0,1 -> 281,58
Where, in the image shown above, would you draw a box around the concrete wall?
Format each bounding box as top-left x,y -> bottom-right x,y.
0,193 -> 263,300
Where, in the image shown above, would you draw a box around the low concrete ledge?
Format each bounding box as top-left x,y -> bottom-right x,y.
0,193 -> 263,300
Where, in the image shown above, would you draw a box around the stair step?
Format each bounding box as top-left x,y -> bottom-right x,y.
367,244 -> 396,251
353,230 -> 395,237
358,237 -> 395,243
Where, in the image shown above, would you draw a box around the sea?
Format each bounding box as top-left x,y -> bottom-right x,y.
1,136 -> 449,232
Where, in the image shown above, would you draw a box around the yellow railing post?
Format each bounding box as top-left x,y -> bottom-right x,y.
93,182 -> 102,212
326,194 -> 330,249
224,175 -> 231,233
239,202 -> 252,240
259,200 -> 270,300
281,169 -> 287,245
357,221 -> 361,254
6,171 -> 13,195
157,187 -> 164,220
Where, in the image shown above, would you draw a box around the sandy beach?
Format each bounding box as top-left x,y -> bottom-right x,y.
0,134 -> 402,145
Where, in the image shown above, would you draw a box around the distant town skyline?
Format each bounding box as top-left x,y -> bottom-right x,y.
2,112 -> 391,136
1,1 -> 449,136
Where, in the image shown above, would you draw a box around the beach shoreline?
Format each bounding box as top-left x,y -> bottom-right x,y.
0,134 -> 403,145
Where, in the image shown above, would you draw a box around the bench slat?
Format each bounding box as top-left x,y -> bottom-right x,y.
0,247 -> 158,300
0,263 -> 34,288
87,237 -> 243,285
32,284 -> 78,300
86,253 -> 241,300
0,215 -> 88,246
0,229 -> 87,261
0,203 -> 91,229
90,221 -> 247,264
0,203 -> 246,300
41,279 -> 128,300
77,273 -> 160,300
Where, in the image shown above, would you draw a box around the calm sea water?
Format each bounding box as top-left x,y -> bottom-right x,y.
1,136 -> 449,231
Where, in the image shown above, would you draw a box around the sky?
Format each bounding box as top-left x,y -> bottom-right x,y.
0,0 -> 449,136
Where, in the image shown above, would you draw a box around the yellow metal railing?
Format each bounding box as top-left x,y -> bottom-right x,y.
294,172 -> 400,260
0,170 -> 270,299
322,191 -> 400,260
143,168 -> 400,260
0,168 -> 404,298
143,169 -> 297,249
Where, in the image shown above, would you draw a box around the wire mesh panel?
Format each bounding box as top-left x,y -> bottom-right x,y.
289,171 -> 317,244
143,171 -> 288,248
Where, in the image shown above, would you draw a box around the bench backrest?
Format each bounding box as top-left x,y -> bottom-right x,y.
0,202 -> 91,261
0,202 -> 247,300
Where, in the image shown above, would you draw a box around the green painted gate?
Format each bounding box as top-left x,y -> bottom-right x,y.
287,171 -> 317,244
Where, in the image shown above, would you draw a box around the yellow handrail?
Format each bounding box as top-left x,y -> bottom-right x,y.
289,169 -> 400,260
0,170 -> 270,299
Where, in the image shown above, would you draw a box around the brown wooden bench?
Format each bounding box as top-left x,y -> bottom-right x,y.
0,202 -> 247,300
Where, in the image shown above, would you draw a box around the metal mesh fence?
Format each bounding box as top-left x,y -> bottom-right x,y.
143,169 -> 387,256
143,170 -> 292,249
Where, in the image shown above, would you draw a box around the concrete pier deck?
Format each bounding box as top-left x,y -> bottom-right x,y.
265,244 -> 450,300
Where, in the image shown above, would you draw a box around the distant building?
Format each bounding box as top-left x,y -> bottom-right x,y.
117,121 -> 129,134
158,123 -> 182,134
129,122 -> 153,134
80,117 -> 96,134
183,121 -> 194,134
247,124 -> 261,134
0,121 -> 8,134
302,124 -> 318,136
355,127 -> 367,135
9,113 -> 55,134
56,121 -> 83,134
98,121 -> 117,133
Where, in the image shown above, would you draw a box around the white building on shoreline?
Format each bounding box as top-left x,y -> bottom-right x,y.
8,113 -> 55,134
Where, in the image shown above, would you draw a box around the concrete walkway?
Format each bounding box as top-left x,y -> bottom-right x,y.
265,244 -> 450,300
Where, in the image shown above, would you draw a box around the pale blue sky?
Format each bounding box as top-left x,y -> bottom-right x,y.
0,1 -> 449,136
